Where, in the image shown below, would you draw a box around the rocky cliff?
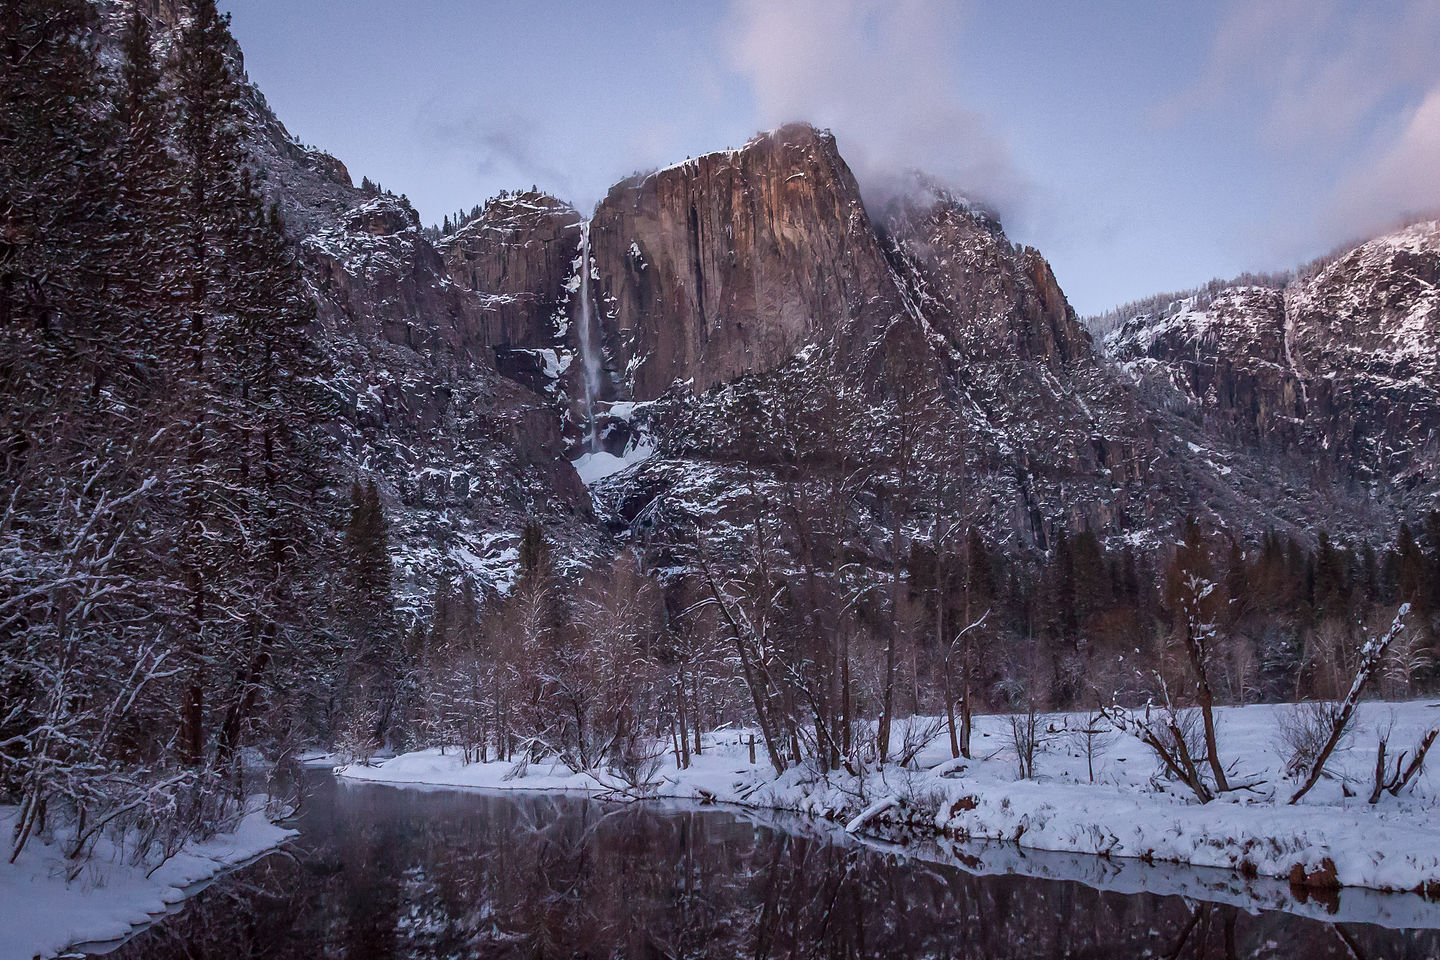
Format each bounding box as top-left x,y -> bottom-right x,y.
582,154 -> 1185,555
1106,221 -> 1440,497
213,44 -> 601,602
128,0 -> 1437,586
439,191 -> 582,352
587,124 -> 907,399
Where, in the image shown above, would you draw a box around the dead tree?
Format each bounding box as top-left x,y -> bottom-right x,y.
943,609 -> 988,760
1166,525 -> 1231,792
1368,726 -> 1438,803
1289,603 -> 1411,804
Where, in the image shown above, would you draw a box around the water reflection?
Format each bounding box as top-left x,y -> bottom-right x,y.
98,774 -> 1440,959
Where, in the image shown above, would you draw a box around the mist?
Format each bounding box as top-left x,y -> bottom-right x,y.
723,0 -> 1029,221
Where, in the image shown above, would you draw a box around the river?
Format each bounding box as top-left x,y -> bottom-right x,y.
83,770 -> 1440,958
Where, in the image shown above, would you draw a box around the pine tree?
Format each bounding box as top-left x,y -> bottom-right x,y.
112,3 -> 184,396
170,0 -> 255,763
1395,524 -> 1425,605
0,0 -> 182,858
518,517 -> 554,588
343,480 -> 401,741
214,185 -> 337,764
1312,530 -> 1349,624
1427,510 -> 1440,611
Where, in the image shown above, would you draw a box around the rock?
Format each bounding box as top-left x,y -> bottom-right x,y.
589,123 -> 907,399
1106,220 -> 1440,510
439,191 -> 582,350
131,0 -> 1437,594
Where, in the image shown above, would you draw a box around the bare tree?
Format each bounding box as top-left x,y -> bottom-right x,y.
1368,720 -> 1438,803
1289,603 -> 1411,804
1070,705 -> 1116,783
1165,524 -> 1230,792
692,503 -> 791,774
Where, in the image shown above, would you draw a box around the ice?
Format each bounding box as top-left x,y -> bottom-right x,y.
572,443 -> 656,485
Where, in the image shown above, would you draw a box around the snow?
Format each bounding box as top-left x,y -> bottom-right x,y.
450,533 -> 521,597
572,443 -> 655,485
340,699 -> 1440,899
0,800 -> 294,960
601,400 -> 651,422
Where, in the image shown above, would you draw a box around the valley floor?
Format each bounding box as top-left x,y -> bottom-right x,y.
0,799 -> 295,960
339,699 -> 1440,896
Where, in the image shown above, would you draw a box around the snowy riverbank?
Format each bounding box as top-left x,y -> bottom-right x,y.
338,700 -> 1440,897
0,799 -> 295,960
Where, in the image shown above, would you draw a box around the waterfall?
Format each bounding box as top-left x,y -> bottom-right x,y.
576,221 -> 603,451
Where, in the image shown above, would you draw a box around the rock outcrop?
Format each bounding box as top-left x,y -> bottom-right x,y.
1106,221 -> 1440,492
588,124 -> 906,399
878,186 -> 1092,371
439,192 -> 582,351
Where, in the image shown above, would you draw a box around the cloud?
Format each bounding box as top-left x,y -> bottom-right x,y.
414,106 -> 582,204
724,0 -> 1027,216
1159,0 -> 1440,256
1157,0 -> 1440,150
1326,86 -> 1440,238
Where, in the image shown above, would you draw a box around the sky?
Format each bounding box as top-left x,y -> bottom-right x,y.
221,0 -> 1440,315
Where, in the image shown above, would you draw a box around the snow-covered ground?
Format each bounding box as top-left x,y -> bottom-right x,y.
572,442 -> 655,485
0,799 -> 295,960
340,700 -> 1440,897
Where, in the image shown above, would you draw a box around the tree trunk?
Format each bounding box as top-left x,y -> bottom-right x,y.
676,669 -> 690,770
944,661 -> 959,760
1197,685 -> 1229,792
691,672 -> 702,756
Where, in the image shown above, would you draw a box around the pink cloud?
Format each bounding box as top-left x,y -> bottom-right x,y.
724,0 -> 1028,215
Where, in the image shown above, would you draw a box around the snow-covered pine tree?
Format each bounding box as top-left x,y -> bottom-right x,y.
212,182 -> 338,769
342,480 -> 402,743
0,0 -> 185,861
170,0 -> 255,766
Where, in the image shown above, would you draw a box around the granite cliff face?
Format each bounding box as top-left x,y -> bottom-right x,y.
1106,221 -> 1440,495
439,192 -> 582,352
587,125 -> 907,399
141,0 -> 1435,582
296,189 -> 597,605
877,186 -> 1092,371
578,150 -> 1185,554
874,187 -> 1158,539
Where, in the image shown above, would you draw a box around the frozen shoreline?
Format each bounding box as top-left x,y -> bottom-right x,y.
0,800 -> 295,960
338,700 -> 1440,899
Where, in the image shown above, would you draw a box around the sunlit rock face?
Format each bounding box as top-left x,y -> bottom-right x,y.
588,124 -> 908,399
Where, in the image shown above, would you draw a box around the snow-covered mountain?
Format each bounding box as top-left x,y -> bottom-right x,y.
1106,221 -> 1439,512
169,4 -> 1437,591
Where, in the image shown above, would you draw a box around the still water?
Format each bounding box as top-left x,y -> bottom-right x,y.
90,772 -> 1440,959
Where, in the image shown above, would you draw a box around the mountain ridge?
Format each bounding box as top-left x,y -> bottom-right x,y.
158,0 -> 1437,598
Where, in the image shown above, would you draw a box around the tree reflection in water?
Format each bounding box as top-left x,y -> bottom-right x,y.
99,775 -> 1440,959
